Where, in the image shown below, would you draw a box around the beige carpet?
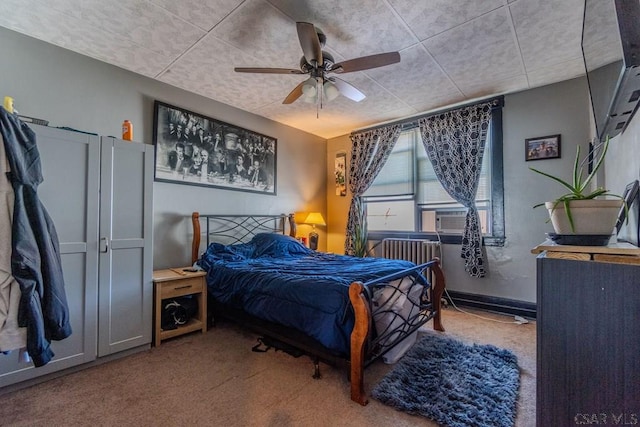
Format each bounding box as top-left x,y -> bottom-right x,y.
0,307 -> 536,426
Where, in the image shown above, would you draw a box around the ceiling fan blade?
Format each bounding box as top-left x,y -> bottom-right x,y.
331,77 -> 366,102
234,67 -> 304,74
282,81 -> 306,104
331,52 -> 400,74
296,22 -> 323,67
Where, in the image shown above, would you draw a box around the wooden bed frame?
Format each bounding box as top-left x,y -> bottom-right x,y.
191,211 -> 445,405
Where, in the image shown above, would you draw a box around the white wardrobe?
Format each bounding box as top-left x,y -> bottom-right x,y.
0,124 -> 153,387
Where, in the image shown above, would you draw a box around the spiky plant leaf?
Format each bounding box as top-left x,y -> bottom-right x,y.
529,136 -> 624,233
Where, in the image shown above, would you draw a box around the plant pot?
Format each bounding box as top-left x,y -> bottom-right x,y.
545,199 -> 622,235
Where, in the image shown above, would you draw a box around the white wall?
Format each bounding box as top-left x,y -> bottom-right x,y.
479,77 -> 591,302
605,108 -> 640,244
607,123 -> 640,191
327,77 -> 592,303
0,27 -> 327,269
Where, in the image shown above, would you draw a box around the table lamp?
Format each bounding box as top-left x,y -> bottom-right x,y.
303,212 -> 326,250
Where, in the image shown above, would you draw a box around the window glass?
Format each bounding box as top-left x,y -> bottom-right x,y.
365,126 -> 495,237
367,199 -> 415,231
364,132 -> 414,197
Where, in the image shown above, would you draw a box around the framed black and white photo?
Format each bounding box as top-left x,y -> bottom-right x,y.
525,134 -> 561,161
152,100 -> 277,195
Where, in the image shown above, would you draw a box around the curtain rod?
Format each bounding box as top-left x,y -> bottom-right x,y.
351,95 -> 504,135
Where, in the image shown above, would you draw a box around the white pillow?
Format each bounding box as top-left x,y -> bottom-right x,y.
372,277 -> 424,363
372,278 -> 408,313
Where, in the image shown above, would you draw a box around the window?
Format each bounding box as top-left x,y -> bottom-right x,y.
363,108 -> 504,246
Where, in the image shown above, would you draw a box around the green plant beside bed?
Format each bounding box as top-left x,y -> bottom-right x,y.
353,198 -> 369,257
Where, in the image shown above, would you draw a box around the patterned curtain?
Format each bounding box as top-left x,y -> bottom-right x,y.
345,124 -> 401,255
418,102 -> 492,277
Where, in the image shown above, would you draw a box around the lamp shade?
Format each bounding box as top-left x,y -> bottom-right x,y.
323,81 -> 340,101
301,77 -> 318,103
303,212 -> 326,226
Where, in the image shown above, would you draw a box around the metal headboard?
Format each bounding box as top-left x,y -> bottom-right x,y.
191,212 -> 296,263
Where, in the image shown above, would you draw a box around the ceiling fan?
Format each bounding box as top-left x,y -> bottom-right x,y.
234,22 -> 401,105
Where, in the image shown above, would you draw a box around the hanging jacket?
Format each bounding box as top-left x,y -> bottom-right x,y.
0,131 -> 27,352
0,107 -> 71,367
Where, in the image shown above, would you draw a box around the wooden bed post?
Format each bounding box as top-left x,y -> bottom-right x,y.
192,212 -> 201,264
430,258 -> 446,332
348,281 -> 370,406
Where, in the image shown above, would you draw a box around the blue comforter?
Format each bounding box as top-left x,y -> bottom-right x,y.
197,233 -> 415,355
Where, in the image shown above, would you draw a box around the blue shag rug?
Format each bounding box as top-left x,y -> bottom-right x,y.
371,333 -> 520,427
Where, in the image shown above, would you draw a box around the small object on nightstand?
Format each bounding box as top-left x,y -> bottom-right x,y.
301,212 -> 326,250
153,267 -> 207,346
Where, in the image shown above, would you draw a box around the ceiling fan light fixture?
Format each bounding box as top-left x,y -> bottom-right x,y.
302,93 -> 317,104
302,77 -> 317,94
323,81 -> 340,102
301,77 -> 318,103
235,22 -> 400,107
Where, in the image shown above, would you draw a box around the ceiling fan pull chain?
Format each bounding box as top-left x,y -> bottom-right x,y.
317,78 -> 321,118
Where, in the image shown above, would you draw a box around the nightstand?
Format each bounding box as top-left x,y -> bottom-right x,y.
153,267 -> 207,346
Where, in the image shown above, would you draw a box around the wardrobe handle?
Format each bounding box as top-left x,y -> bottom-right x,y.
100,237 -> 109,253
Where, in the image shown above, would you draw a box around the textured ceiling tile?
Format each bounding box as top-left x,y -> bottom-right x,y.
149,0 -> 245,31
33,0 -> 82,19
259,103 -> 418,139
0,0 -> 170,77
329,74 -> 412,116
257,106 -> 359,139
349,105 -> 420,128
74,0 -> 204,58
210,0 -> 301,67
510,0 -> 584,71
365,44 -> 463,109
425,8 -> 523,87
269,0 -> 416,58
265,0 -> 334,23
527,58 -> 586,88
255,73 -> 417,136
407,93 -> 469,115
457,74 -> 529,100
0,0 -> 594,139
388,0 -> 504,41
158,35 -> 302,111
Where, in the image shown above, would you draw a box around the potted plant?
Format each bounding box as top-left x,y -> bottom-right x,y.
352,198 -> 369,257
530,136 -> 625,239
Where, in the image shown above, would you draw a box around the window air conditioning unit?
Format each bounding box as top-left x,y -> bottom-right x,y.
436,210 -> 467,234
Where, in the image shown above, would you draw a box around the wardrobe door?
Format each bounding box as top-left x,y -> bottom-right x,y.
0,125 -> 99,386
97,137 -> 153,356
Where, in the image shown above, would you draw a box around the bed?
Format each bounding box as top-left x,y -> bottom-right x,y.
190,212 -> 445,405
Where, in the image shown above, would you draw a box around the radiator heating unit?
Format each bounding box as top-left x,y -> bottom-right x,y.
381,238 -> 441,265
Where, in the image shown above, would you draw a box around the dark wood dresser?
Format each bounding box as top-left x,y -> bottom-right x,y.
533,241 -> 640,426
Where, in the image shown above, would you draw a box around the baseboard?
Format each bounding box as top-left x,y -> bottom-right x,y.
444,290 -> 537,320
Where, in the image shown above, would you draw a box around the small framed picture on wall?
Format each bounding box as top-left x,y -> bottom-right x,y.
525,134 -> 561,161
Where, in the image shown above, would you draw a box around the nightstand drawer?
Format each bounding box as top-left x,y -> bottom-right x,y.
159,277 -> 203,298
